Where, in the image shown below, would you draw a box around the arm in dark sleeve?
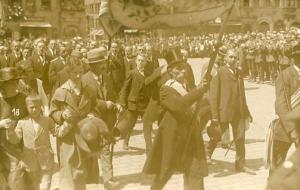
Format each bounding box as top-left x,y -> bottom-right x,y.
209,72 -> 220,120
119,72 -> 132,106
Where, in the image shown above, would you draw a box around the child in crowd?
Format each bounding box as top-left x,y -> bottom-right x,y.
6,94 -> 55,190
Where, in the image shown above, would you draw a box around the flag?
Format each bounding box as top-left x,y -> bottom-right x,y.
99,0 -> 122,37
109,0 -> 238,29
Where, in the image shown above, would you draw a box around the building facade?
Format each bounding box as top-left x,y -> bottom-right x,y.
1,0 -> 87,39
85,0 -> 105,39
239,0 -> 300,32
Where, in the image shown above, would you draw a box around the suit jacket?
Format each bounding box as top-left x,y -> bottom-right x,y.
106,54 -> 125,100
7,116 -> 55,172
209,65 -> 250,122
143,81 -> 208,178
45,47 -> 57,62
7,52 -> 22,67
0,54 -> 8,68
30,53 -> 50,85
119,69 -> 150,111
81,71 -> 115,127
274,65 -> 300,142
48,57 -> 67,86
124,56 -> 136,78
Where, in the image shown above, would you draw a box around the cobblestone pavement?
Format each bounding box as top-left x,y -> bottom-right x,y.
50,59 -> 293,190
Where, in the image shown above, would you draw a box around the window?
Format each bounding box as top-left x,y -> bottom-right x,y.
41,0 -> 51,10
286,0 -> 296,7
244,0 -> 250,7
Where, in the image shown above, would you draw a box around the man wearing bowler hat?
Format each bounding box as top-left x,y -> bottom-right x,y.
81,47 -> 120,190
142,47 -> 209,190
0,67 -> 29,190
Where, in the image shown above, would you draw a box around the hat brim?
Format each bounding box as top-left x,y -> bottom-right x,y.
0,76 -> 21,82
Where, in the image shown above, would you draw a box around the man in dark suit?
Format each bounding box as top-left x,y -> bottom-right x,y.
30,40 -> 51,94
269,43 -> 300,175
124,45 -> 135,78
7,41 -> 22,68
207,48 -> 255,175
81,47 -> 120,190
115,54 -> 151,149
142,47 -> 208,190
0,46 -> 9,68
45,39 -> 57,62
106,42 -> 125,102
48,45 -> 68,92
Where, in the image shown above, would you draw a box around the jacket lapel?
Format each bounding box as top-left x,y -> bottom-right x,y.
224,66 -> 237,81
34,120 -> 44,140
290,66 -> 300,86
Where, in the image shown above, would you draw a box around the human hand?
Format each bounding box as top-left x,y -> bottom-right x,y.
106,101 -> 115,109
62,109 -> 78,123
116,104 -> 124,113
0,119 -> 14,129
197,78 -> 209,92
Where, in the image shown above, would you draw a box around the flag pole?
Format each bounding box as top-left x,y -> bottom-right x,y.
180,0 -> 237,164
204,0 -> 236,81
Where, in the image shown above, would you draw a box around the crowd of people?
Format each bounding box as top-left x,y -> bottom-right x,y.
0,27 -> 299,190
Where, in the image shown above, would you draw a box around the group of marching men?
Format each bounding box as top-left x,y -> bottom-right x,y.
0,32 -> 299,190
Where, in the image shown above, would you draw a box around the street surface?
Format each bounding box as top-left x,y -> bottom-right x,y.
50,58 -> 293,190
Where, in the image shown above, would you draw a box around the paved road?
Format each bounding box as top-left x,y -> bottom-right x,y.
50,59 -> 290,190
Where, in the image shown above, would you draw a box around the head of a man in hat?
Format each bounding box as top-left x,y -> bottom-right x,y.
87,47 -> 107,76
0,67 -> 21,98
165,47 -> 186,84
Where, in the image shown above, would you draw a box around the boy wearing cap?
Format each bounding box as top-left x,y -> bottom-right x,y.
6,94 -> 55,190
0,67 -> 29,190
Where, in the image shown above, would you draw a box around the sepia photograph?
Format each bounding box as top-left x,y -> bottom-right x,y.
0,0 -> 299,189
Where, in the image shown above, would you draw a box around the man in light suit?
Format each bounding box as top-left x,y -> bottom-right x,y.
81,47 -> 120,190
7,94 -> 55,190
207,48 -> 255,175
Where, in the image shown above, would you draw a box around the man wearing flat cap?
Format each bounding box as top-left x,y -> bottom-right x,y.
81,47 -> 120,190
0,67 -> 29,190
143,47 -> 209,190
269,42 -> 300,175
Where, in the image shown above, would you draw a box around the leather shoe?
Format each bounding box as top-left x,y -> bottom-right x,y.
104,180 -> 121,190
236,166 -> 256,175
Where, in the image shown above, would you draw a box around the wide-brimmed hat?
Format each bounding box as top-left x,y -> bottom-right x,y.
86,47 -> 107,64
164,47 -> 185,69
218,45 -> 228,56
0,67 -> 21,82
75,116 -> 110,153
